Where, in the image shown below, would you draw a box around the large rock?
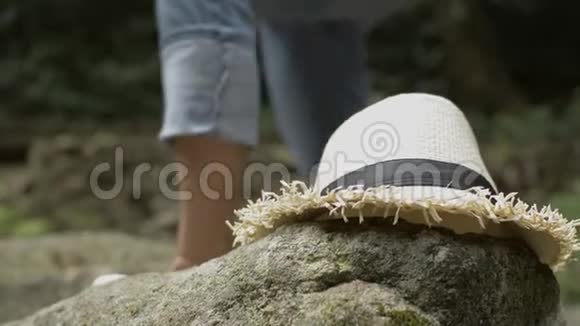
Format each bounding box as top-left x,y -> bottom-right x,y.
7,220 -> 563,326
0,232 -> 173,323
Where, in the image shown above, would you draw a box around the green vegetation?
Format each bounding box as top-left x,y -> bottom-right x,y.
550,190 -> 580,219
550,186 -> 580,304
386,310 -> 432,326
0,207 -> 54,237
1,0 -> 161,119
559,259 -> 580,304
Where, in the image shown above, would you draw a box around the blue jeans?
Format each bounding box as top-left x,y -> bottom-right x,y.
156,0 -> 397,174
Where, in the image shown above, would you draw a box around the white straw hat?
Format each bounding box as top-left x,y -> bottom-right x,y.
229,93 -> 579,269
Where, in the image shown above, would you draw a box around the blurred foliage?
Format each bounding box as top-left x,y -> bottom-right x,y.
2,0 -> 580,119
553,182 -> 580,304
551,193 -> 580,220
560,256 -> 580,304
368,0 -> 580,111
472,92 -> 580,202
0,207 -> 54,237
0,0 -> 161,119
491,97 -> 580,145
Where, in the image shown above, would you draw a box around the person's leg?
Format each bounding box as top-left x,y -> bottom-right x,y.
156,0 -> 258,270
259,20 -> 369,177
172,137 -> 249,270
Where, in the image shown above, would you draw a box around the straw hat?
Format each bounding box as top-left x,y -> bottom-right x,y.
229,93 -> 579,269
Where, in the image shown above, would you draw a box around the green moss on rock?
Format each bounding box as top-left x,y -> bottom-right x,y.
387,310 -> 432,326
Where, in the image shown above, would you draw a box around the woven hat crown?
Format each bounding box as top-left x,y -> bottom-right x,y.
315,93 -> 496,193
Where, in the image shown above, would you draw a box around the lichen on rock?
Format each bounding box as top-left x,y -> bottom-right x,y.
6,220 -> 564,326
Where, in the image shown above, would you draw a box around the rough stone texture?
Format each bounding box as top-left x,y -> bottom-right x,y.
0,232 -> 173,323
6,220 -> 563,326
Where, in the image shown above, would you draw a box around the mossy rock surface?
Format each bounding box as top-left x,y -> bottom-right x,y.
6,220 -> 563,326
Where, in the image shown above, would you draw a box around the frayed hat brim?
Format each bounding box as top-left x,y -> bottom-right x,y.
228,181 -> 580,270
